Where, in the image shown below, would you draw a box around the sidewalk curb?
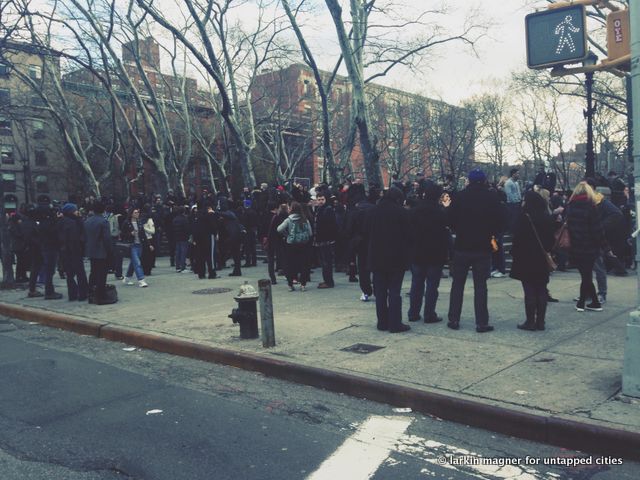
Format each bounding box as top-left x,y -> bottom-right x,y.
2,302 -> 639,461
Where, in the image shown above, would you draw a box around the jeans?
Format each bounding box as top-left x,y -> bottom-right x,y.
126,244 -> 145,280
175,240 -> 189,271
408,264 -> 443,321
64,252 -> 88,300
373,269 -> 405,331
41,247 -> 58,295
317,244 -> 335,286
593,254 -> 607,297
448,251 -> 491,326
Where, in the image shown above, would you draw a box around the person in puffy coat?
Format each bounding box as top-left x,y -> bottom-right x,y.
565,181 -> 610,312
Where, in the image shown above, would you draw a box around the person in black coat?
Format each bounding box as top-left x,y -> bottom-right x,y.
22,205 -> 44,297
345,188 -> 378,301
366,187 -> 411,333
58,203 -> 88,301
509,191 -> 555,331
192,205 -> 219,279
38,205 -> 63,300
407,181 -> 449,324
566,182 -> 610,311
265,203 -> 288,284
313,192 -> 339,288
172,206 -> 190,273
240,199 -> 259,267
84,202 -> 112,301
446,169 -> 507,332
219,210 -> 244,276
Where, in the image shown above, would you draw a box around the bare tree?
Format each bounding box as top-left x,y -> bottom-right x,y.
322,0 -> 486,188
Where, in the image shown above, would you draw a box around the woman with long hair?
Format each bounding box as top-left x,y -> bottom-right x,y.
277,201 -> 312,291
566,181 -> 609,311
509,191 -> 555,330
121,207 -> 151,287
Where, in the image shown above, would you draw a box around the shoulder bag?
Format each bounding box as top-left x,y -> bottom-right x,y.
526,214 -> 557,273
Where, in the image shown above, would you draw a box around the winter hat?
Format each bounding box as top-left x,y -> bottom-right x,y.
62,203 -> 78,215
468,169 -> 486,184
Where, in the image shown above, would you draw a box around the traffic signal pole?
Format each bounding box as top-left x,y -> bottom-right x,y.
622,0 -> 640,397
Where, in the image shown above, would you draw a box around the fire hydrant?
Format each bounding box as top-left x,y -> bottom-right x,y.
228,281 -> 259,339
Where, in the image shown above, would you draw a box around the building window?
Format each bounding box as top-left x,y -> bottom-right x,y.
0,88 -> 10,106
32,120 -> 45,138
28,65 -> 42,80
2,172 -> 16,192
35,149 -> 47,166
3,194 -> 18,211
0,63 -> 9,76
35,175 -> 48,193
30,95 -> 45,107
1,144 -> 14,164
0,115 -> 11,135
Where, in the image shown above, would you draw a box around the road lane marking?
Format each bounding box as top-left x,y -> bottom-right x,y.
307,415 -> 412,480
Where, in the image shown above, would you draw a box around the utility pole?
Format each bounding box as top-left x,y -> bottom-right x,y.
622,1 -> 640,397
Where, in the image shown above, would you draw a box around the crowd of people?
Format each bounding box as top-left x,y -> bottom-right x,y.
3,169 -> 635,330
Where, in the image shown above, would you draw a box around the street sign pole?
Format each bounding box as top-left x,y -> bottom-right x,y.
622,1 -> 640,397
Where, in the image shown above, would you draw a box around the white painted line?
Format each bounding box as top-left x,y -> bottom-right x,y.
307,415 -> 413,480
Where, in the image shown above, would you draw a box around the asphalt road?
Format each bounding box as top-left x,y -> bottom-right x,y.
0,316 -> 638,480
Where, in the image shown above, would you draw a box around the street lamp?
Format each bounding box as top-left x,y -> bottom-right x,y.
583,50 -> 598,178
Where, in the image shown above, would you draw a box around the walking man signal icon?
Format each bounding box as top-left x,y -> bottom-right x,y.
555,15 -> 580,54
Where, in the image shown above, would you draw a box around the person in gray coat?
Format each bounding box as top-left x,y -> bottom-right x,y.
84,202 -> 112,302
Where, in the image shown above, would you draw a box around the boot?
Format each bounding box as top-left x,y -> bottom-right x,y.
535,293 -> 547,331
517,295 -> 537,331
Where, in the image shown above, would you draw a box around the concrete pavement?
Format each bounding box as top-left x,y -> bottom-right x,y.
2,259 -> 640,458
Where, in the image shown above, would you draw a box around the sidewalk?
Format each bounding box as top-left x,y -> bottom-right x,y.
2,259 -> 640,457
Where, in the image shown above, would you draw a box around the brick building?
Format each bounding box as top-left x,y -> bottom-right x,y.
250,63 -> 475,186
0,42 -> 68,210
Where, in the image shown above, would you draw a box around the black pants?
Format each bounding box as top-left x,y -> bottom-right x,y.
64,253 -> 88,300
286,244 -> 309,286
28,249 -> 43,293
195,236 -> 216,278
243,229 -> 257,266
356,245 -> 372,296
15,251 -> 29,281
89,258 -> 108,300
448,251 -> 491,326
522,281 -> 547,327
575,256 -> 597,304
267,247 -> 277,283
316,244 -> 334,286
373,269 -> 405,331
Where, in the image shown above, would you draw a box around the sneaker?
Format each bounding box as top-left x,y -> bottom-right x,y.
586,301 -> 603,312
491,271 -> 506,278
598,294 -> 607,304
576,301 -> 585,312
360,293 -> 369,302
138,280 -> 148,288
123,277 -> 135,286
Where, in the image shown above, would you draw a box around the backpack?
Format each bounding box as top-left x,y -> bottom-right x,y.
287,219 -> 311,245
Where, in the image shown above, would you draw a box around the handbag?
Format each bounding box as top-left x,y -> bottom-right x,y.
553,220 -> 571,251
526,214 -> 557,272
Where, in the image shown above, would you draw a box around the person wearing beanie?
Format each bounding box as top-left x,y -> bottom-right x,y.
365,186 -> 412,333
84,202 -> 113,301
446,169 -> 507,333
58,202 -> 88,301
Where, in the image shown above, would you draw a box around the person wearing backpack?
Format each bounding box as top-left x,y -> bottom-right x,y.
277,201 -> 312,291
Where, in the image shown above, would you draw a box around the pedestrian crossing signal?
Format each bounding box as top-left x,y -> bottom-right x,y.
526,5 -> 588,69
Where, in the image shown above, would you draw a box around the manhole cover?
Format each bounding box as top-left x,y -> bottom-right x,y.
341,343 -> 385,354
192,288 -> 233,295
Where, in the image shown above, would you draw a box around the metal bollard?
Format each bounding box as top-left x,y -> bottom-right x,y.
228,282 -> 259,339
258,279 -> 276,348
